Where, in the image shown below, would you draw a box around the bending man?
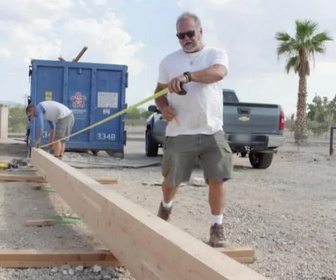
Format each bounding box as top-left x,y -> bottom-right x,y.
26,100 -> 75,159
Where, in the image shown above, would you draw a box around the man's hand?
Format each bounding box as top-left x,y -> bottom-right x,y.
161,106 -> 177,122
168,75 -> 188,95
34,138 -> 41,148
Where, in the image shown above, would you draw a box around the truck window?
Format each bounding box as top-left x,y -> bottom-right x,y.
223,90 -> 239,103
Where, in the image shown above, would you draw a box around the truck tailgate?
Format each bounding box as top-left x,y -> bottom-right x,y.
224,102 -> 283,134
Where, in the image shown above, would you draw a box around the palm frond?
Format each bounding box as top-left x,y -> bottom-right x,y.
275,32 -> 291,42
295,20 -> 318,42
277,42 -> 292,55
285,56 -> 299,74
312,32 -> 333,42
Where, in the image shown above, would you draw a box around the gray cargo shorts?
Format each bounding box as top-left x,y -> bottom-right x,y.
162,130 -> 233,187
55,113 -> 75,141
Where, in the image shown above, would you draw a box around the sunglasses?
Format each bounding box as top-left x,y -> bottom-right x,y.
176,30 -> 196,40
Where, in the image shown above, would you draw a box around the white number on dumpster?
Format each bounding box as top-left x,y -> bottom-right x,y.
42,131 -> 50,138
97,133 -> 116,141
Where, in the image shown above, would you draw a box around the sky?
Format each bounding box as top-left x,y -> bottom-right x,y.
0,0 -> 335,116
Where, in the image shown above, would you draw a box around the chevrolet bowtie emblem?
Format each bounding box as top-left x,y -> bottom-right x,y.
238,116 -> 250,122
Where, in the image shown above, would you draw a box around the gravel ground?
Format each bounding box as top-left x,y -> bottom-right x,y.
0,132 -> 335,280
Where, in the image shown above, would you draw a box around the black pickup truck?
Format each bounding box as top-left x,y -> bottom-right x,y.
145,89 -> 285,169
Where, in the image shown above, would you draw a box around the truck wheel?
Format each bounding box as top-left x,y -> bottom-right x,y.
146,129 -> 159,157
249,152 -> 273,169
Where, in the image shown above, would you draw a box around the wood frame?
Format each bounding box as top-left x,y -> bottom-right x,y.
0,174 -> 118,184
31,148 -> 267,280
0,249 -> 119,268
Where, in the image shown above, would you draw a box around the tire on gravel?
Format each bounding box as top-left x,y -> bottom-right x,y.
249,152 -> 273,169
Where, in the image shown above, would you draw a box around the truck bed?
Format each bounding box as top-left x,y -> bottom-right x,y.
223,101 -> 284,152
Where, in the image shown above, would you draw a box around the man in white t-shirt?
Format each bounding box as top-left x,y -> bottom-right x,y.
154,12 -> 233,247
26,100 -> 75,160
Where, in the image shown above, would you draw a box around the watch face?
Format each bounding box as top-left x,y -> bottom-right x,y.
184,72 -> 191,82
177,82 -> 188,95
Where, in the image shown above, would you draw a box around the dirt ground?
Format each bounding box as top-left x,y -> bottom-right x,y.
0,132 -> 335,280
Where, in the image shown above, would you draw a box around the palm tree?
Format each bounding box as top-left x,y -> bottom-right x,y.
275,20 -> 333,144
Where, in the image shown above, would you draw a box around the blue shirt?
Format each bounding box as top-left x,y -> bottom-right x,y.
36,104 -> 56,132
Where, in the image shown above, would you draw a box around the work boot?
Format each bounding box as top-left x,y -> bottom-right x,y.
209,223 -> 229,248
157,202 -> 172,221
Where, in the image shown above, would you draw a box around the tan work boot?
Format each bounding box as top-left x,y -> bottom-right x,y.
157,202 -> 172,221
209,223 -> 229,248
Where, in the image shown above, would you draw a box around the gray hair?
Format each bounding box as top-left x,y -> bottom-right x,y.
176,12 -> 202,29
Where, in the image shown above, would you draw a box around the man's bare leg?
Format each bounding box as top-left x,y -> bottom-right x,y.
53,141 -> 62,157
162,179 -> 178,203
208,179 -> 226,215
60,141 -> 66,157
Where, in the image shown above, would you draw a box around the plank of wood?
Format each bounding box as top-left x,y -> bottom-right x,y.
92,177 -> 118,184
72,46 -> 88,62
0,174 -> 46,183
0,249 -> 120,268
25,219 -> 55,227
218,247 -> 255,258
233,257 -> 255,264
31,148 -> 267,280
0,174 -> 118,184
214,247 -> 255,264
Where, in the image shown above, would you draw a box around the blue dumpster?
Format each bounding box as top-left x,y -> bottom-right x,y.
28,59 -> 128,157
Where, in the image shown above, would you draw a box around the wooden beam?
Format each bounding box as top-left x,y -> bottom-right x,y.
0,249 -> 120,268
218,247 -> 255,264
91,177 -> 118,184
72,46 -> 88,62
0,174 -> 118,184
218,247 -> 254,258
0,174 -> 46,183
24,221 -> 253,262
31,148 -> 267,280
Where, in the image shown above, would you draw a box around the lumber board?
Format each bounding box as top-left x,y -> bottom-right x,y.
90,177 -> 118,184
218,247 -> 255,264
0,174 -> 46,183
0,174 -> 118,184
233,257 -> 255,264
24,218 -> 255,262
218,247 -> 255,258
0,249 -> 120,268
72,46 -> 88,62
31,148 -> 267,280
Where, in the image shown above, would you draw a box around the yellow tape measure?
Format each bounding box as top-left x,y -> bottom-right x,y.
40,88 -> 168,148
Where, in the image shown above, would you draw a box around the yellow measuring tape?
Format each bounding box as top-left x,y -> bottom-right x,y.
40,88 -> 168,148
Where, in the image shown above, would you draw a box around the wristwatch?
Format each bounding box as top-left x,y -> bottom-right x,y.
183,71 -> 192,83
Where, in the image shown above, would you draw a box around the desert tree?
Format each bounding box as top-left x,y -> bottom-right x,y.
275,20 -> 333,143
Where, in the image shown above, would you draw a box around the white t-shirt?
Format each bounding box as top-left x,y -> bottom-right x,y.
158,46 -> 229,136
39,101 -> 72,122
